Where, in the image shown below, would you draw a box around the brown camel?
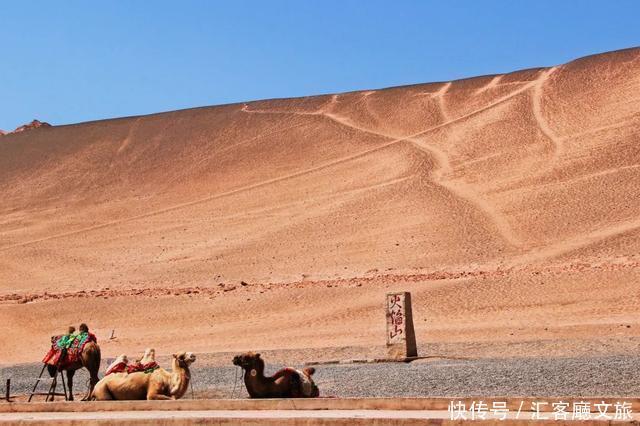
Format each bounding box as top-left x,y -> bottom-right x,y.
92,352 -> 196,400
46,340 -> 101,401
232,352 -> 319,398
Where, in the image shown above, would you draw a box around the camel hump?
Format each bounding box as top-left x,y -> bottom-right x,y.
274,367 -> 298,379
302,367 -> 316,377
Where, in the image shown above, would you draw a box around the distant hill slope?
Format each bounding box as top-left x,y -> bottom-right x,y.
1,47 -> 639,290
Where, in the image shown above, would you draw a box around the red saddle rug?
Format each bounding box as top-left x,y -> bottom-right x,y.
105,361 -> 159,376
42,333 -> 97,369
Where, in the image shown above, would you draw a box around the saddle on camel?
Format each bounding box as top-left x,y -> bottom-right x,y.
232,352 -> 320,398
42,325 -> 97,369
39,323 -> 101,400
104,348 -> 159,375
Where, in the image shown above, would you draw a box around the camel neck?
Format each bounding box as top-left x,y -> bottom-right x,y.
252,361 -> 265,376
243,361 -> 267,397
170,359 -> 191,399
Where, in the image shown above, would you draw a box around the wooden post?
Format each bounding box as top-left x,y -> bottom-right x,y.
4,379 -> 9,401
385,292 -> 418,358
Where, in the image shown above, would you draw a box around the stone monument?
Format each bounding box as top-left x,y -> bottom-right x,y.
385,292 -> 418,358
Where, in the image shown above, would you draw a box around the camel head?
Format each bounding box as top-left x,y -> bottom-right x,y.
173,351 -> 196,368
232,352 -> 263,370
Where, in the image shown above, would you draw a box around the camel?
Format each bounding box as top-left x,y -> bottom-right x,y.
45,341 -> 101,401
92,351 -> 196,400
232,352 -> 319,398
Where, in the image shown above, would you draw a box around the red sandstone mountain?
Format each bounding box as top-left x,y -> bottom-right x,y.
0,48 -> 639,363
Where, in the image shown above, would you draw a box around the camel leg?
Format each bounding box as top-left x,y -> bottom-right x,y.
147,392 -> 173,400
83,369 -> 99,401
91,382 -> 113,401
81,343 -> 101,401
48,376 -> 57,402
66,369 -> 75,401
146,380 -> 174,400
46,364 -> 57,378
45,365 -> 57,402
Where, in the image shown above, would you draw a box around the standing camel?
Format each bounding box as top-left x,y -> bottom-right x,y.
42,324 -> 101,401
46,340 -> 101,401
232,352 -> 319,398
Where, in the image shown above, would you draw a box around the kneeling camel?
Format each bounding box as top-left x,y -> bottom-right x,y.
92,351 -> 195,400
232,352 -> 319,398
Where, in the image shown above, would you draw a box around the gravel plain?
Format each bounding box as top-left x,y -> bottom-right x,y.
3,354 -> 639,401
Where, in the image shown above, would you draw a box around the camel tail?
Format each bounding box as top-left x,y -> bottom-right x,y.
82,342 -> 102,400
84,343 -> 102,376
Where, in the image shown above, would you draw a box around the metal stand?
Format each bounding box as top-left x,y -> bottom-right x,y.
4,378 -> 11,402
28,364 -> 68,402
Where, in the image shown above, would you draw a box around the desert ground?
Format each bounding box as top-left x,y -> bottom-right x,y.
1,47 -> 639,375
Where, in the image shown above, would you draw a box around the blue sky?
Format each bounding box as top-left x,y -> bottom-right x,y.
0,1 -> 638,130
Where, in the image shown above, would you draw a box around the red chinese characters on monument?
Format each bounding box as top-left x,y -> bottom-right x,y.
385,292 -> 418,358
388,294 -> 405,342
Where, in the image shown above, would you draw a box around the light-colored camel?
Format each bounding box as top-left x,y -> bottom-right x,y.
92,352 -> 196,400
232,352 -> 319,398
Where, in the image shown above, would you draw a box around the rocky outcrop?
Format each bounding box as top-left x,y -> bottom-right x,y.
12,119 -> 51,134
0,120 -> 52,137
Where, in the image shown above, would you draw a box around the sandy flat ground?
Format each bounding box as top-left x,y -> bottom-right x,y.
1,47 -> 639,366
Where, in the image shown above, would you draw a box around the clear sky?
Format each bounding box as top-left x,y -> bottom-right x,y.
1,1 -> 638,131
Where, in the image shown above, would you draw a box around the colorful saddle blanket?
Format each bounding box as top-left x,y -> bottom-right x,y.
105,360 -> 159,376
42,332 -> 97,369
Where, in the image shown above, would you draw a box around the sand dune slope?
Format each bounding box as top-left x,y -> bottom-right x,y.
1,48 -> 639,364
